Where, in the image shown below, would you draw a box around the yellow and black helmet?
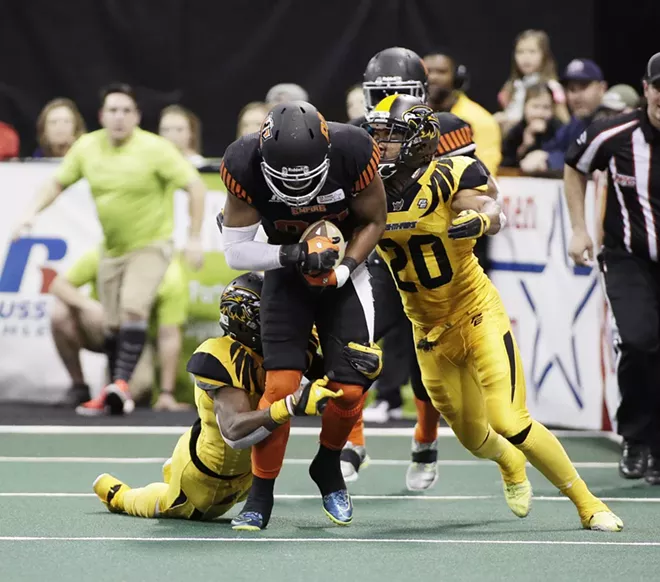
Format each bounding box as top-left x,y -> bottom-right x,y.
363,94 -> 440,179
219,272 -> 263,353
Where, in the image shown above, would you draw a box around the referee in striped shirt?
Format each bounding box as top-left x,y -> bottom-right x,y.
564,52 -> 660,485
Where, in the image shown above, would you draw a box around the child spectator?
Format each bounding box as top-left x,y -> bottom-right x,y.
496,30 -> 569,135
236,101 -> 269,138
33,98 -> 86,158
501,83 -> 564,168
159,105 -> 205,167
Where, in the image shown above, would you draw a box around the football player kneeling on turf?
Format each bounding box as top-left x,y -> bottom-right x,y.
93,271 -> 382,521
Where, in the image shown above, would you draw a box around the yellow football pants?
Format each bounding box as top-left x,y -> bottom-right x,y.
413,289 -> 607,520
116,429 -> 252,520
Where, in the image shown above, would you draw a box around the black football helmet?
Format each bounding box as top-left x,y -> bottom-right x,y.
219,272 -> 263,353
259,101 -> 331,207
363,94 -> 439,179
362,47 -> 428,112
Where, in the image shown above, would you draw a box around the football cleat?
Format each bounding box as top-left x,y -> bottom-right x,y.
104,380 -> 135,415
406,438 -> 439,491
584,511 -> 624,532
231,511 -> 267,531
93,473 -> 128,514
321,489 -> 353,525
75,388 -> 109,416
502,479 -> 533,518
340,442 -> 370,483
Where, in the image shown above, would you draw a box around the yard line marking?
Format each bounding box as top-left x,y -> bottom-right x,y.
0,456 -> 620,469
0,425 -> 616,438
0,536 -> 657,547
0,492 -> 658,503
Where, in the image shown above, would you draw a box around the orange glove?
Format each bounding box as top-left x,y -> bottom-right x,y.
301,236 -> 340,274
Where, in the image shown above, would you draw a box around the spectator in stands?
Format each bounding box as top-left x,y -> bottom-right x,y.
424,50 -> 502,174
0,120 -> 19,160
495,30 -> 569,136
33,98 -> 86,158
502,83 -> 564,168
265,83 -> 308,105
346,84 -> 365,122
522,59 -> 607,173
159,105 -> 205,167
236,101 -> 270,138
13,82 -> 206,417
600,84 -> 641,115
49,247 -> 190,410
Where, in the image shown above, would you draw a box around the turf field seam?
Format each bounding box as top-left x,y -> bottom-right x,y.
0,536 -> 656,546
0,425 -> 617,438
0,456 -> 621,468
1,493 -> 658,502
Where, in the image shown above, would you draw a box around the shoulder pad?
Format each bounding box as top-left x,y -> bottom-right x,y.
186,338 -> 233,386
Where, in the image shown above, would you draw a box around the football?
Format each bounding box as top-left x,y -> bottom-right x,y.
299,219 -> 346,269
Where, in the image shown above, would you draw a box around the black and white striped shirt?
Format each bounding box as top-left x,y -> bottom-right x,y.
566,109 -> 660,261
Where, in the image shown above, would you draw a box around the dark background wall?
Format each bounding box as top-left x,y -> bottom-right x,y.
0,0 -> 655,157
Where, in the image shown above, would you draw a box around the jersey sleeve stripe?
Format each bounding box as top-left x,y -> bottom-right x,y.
446,132 -> 460,150
439,135 -> 452,152
354,142 -> 381,192
575,119 -> 639,173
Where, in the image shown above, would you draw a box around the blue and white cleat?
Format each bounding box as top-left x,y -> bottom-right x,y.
321,489 -> 353,525
231,511 -> 266,531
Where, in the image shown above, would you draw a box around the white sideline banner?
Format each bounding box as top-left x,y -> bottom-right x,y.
492,177 -> 616,430
0,163 -> 226,403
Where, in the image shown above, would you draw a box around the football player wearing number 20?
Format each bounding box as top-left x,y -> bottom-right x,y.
365,94 -> 622,532
220,101 -> 387,530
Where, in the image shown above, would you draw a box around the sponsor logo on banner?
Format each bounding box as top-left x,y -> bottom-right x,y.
0,237 -> 68,337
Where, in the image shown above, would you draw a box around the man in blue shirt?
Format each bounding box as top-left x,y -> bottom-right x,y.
521,59 -> 607,173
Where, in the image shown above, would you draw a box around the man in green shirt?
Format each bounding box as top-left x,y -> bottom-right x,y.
50,248 -> 190,411
13,83 -> 206,415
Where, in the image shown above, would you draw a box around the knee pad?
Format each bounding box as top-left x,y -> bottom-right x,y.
263,370 -> 303,403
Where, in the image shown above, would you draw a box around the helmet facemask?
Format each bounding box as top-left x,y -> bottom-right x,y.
260,157 -> 330,207
364,105 -> 438,181
362,79 -> 427,112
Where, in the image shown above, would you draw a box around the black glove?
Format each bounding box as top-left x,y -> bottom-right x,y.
280,237 -> 339,273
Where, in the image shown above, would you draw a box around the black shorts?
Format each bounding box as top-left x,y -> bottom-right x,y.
368,253 -> 407,341
261,263 -> 375,387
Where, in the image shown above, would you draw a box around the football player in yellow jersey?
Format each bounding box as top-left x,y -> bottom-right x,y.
364,94 -> 623,532
92,272 -> 348,522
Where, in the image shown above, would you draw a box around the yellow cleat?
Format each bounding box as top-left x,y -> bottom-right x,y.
93,473 -> 128,514
584,511 -> 623,532
503,479 -> 533,518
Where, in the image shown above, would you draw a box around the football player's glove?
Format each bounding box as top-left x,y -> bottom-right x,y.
343,341 -> 383,380
280,237 -> 340,274
447,209 -> 491,240
269,377 -> 342,424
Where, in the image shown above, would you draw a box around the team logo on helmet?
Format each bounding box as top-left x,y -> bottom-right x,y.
260,113 -> 274,144
220,289 -> 260,331
318,112 -> 330,142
